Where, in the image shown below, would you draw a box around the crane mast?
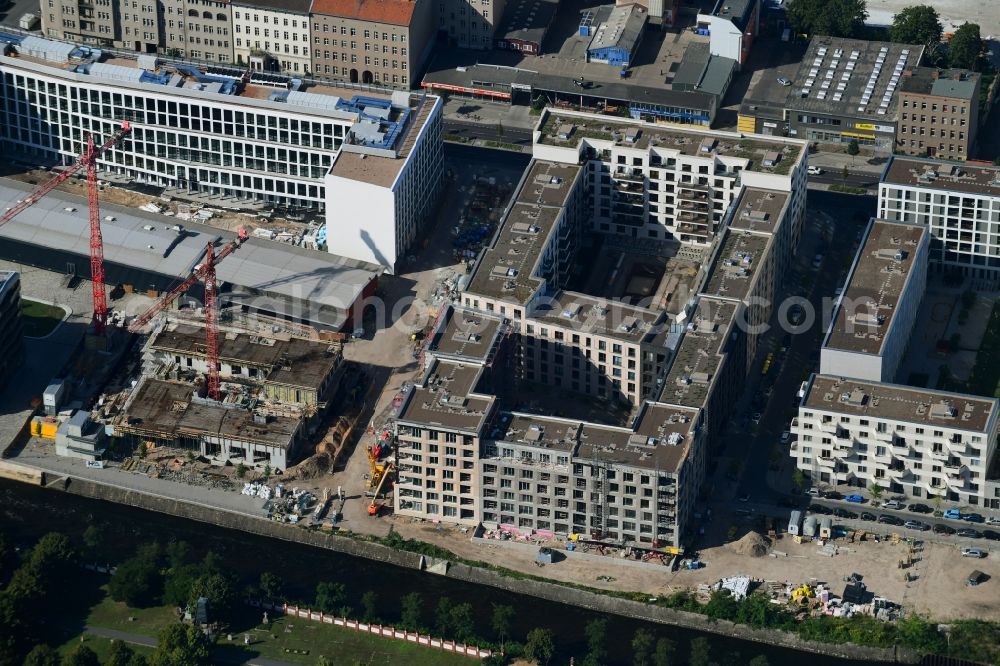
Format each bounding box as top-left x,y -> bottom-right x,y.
0,122 -> 132,336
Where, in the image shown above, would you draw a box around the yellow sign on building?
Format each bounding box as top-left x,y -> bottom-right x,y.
737,115 -> 757,133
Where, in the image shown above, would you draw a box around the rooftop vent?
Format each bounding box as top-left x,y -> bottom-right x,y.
841,389 -> 868,407
929,401 -> 956,419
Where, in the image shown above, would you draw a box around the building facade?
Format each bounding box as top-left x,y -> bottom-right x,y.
232,0 -> 312,74
439,0 -> 507,49
696,0 -> 759,68
161,0 -> 234,63
792,374 -> 999,507
896,68 -> 980,162
879,157 -> 1000,282
0,271 -> 24,389
309,0 -> 435,88
42,0 -> 123,47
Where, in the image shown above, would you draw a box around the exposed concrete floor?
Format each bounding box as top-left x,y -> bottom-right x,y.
866,0 -> 1000,37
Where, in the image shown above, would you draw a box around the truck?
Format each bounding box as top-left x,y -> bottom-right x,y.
43,379 -> 66,416
788,510 -> 803,536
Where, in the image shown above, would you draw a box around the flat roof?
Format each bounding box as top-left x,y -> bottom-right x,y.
824,219 -> 926,355
421,50 -> 719,110
536,111 -> 804,176
672,43 -> 736,97
466,160 -> 581,304
396,359 -> 495,433
728,187 -> 789,235
709,0 -> 756,30
492,413 -> 581,453
701,229 -> 771,303
120,378 -> 300,448
578,402 -> 699,473
428,306 -> 505,363
588,4 -> 645,54
532,290 -> 668,345
900,67 -> 979,100
882,157 -> 1000,198
0,178 -> 210,280
744,36 -> 923,123
660,297 -> 737,409
804,375 -> 996,433
327,94 -> 437,187
148,323 -> 341,390
495,0 -> 559,45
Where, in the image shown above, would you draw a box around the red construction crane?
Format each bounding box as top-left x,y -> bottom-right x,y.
128,228 -> 249,401
0,122 -> 132,336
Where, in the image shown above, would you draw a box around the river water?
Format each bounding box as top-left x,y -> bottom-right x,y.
0,480 -> 891,665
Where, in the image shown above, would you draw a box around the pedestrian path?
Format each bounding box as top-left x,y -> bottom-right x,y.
84,625 -> 300,666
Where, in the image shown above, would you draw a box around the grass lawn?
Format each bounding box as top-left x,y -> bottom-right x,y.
57,635 -> 155,663
85,587 -> 476,665
21,299 -> 66,337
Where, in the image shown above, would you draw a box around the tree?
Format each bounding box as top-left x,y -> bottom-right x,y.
109,555 -> 162,607
653,637 -> 676,666
449,603 -> 476,643
582,618 -> 608,666
791,469 -> 807,494
786,0 -> 867,38
165,541 -> 191,569
749,657 -> 770,666
491,604 -> 514,649
948,22 -> 983,70
162,564 -> 201,608
106,640 -> 143,666
64,644 -> 100,666
400,592 -> 422,630
689,637 -> 712,666
258,572 -> 284,602
189,573 -> 238,620
314,582 -> 347,615
631,628 -> 655,666
82,523 -> 106,560
235,463 -> 248,479
360,591 -> 378,622
847,139 -> 860,157
524,627 -> 556,666
870,481 -> 883,501
889,6 -> 942,48
24,645 -> 60,666
435,597 -> 453,635
842,164 -> 850,183
151,624 -> 211,666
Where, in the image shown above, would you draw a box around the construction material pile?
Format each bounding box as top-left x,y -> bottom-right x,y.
284,453 -> 331,480
729,531 -> 771,557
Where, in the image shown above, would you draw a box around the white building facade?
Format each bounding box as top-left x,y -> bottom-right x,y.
232,0 -> 312,74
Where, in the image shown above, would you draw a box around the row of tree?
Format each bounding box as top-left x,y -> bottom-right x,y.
786,0 -> 986,72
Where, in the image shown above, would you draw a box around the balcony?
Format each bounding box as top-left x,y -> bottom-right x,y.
614,168 -> 644,183
614,179 -> 645,193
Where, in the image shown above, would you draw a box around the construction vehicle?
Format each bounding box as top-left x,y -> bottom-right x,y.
368,461 -> 395,517
367,441 -> 387,488
128,227 -> 249,400
0,123 -> 132,336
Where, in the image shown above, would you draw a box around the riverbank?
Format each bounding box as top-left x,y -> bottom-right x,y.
7,465 -> 917,664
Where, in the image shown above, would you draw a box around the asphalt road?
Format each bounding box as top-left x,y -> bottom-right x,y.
810,170 -> 881,189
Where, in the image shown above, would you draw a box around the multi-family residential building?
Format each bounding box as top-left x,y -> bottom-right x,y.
232,0 -> 312,73
792,374 -> 999,507
119,0 -> 163,53
42,0 -> 131,48
161,0 -> 234,63
0,271 -> 24,388
439,0 -> 507,49
0,35 -> 442,269
879,157 -> 1000,283
820,219 -> 929,383
309,0 -> 435,88
896,67 -> 980,161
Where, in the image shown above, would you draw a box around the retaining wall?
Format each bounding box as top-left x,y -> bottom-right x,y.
52,475 -> 918,664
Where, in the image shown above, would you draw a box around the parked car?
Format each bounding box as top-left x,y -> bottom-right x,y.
789,305 -> 805,325
933,523 -> 957,535
780,431 -> 792,444
777,77 -> 793,86
807,166 -> 824,175
986,516 -> 1000,526
904,520 -> 929,531
777,497 -> 798,508
878,515 -> 904,526
957,529 -> 983,539
881,500 -> 904,510
964,513 -> 985,523
834,508 -> 858,519
823,491 -> 843,500
860,512 -> 877,521
982,530 -> 1000,542
944,508 -> 963,519
738,493 -> 751,502
751,412 -> 762,425
845,494 -> 865,503
961,548 -> 987,558
907,503 -> 932,514
809,504 -> 833,515
812,254 -> 823,269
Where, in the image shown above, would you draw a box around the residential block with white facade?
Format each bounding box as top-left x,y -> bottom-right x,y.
232,0 -> 312,73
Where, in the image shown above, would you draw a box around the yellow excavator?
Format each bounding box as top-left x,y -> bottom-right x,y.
368,461 -> 395,517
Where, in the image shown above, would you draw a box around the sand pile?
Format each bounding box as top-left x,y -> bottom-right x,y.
284,453 -> 331,480
729,531 -> 771,557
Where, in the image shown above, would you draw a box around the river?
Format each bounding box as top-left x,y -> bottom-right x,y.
0,479 -> 892,665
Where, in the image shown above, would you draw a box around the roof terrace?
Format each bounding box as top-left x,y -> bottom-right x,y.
396,360 -> 495,433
